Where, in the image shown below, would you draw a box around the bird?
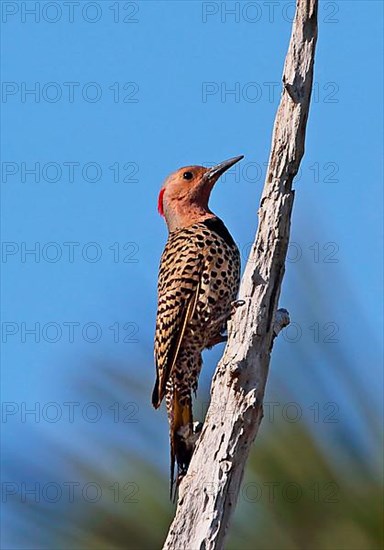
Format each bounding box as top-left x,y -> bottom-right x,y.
152,155 -> 243,498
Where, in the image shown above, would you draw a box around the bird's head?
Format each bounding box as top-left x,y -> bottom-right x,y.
158,155 -> 244,232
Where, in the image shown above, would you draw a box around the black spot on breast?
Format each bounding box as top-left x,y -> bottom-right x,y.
202,217 -> 237,248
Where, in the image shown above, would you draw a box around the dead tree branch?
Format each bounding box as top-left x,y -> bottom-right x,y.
163,1 -> 318,548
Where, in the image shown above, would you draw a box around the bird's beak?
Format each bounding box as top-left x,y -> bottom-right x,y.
205,155 -> 244,181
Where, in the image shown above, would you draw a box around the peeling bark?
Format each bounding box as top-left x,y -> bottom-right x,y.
163,1 -> 318,548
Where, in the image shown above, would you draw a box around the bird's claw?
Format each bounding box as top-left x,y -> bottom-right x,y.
206,333 -> 228,348
231,299 -> 245,314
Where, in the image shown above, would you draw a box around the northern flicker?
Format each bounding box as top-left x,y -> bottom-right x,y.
152,155 -> 243,497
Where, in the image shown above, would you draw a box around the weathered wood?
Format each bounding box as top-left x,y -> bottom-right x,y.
163,1 -> 318,548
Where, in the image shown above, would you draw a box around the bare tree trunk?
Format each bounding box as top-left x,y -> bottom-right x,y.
163,1 -> 318,548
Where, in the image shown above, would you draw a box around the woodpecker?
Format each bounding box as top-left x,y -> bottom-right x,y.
152,155 -> 243,497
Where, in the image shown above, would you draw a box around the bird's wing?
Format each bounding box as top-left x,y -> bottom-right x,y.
152,233 -> 202,408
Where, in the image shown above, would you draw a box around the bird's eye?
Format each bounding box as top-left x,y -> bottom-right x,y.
183,172 -> 193,180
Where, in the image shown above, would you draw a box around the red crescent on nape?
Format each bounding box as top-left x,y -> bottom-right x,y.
158,188 -> 165,216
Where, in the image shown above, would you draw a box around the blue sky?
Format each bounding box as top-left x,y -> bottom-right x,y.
1,0 -> 383,545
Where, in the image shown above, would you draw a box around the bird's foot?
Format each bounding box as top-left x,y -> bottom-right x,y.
173,421 -> 203,501
191,420 -> 203,441
176,421 -> 203,458
231,299 -> 245,314
206,333 -> 227,348
206,302 -> 245,348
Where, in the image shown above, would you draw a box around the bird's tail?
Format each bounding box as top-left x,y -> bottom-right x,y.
168,388 -> 194,500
